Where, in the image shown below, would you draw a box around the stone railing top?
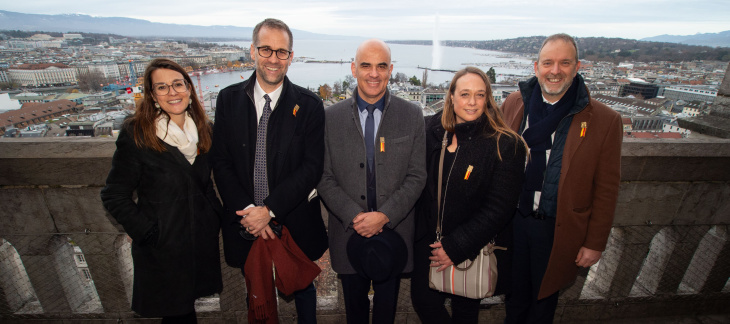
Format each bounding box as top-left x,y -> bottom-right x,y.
0,137 -> 116,159
1,137 -> 729,157
1,137 -> 729,186
622,137 -> 730,157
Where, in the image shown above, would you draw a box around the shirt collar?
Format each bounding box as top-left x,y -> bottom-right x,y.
356,93 -> 385,113
542,94 -> 559,106
254,79 -> 284,106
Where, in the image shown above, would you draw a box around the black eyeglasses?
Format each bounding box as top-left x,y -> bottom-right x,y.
257,46 -> 292,60
152,79 -> 189,96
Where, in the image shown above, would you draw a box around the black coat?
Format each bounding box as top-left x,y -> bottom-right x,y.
101,121 -> 223,317
210,73 -> 328,267
416,112 -> 526,294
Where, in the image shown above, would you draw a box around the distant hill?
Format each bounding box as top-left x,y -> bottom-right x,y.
0,10 -> 345,40
390,36 -> 730,63
641,31 -> 730,48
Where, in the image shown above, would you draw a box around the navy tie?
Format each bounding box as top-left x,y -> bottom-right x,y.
254,94 -> 272,206
365,105 -> 377,211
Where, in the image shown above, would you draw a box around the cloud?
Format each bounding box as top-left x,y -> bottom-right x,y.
2,0 -> 729,40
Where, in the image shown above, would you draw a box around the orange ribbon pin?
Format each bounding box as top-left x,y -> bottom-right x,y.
380,137 -> 385,152
293,104 -> 299,117
580,122 -> 587,137
464,165 -> 474,180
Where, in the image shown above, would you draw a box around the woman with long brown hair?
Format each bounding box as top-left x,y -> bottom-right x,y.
101,58 -> 222,323
412,66 -> 527,323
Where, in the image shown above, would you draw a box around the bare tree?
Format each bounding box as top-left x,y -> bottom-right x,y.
333,81 -> 342,97
0,82 -> 19,90
77,70 -> 110,92
343,75 -> 355,90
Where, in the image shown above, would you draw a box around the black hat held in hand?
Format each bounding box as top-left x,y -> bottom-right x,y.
347,227 -> 407,283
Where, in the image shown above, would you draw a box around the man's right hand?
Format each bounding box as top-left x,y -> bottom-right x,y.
353,211 -> 388,238
237,207 -> 276,239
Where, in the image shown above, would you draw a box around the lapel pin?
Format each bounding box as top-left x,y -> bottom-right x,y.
293,104 -> 299,117
465,165 -> 474,180
380,137 -> 385,152
580,122 -> 587,138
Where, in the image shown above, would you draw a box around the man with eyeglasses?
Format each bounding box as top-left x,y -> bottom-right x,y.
210,18 -> 328,323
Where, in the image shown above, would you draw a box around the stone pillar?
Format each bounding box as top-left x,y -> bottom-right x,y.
578,227 -> 622,300
115,236 -> 134,307
606,226 -> 661,298
0,188 -> 71,314
70,233 -> 130,314
44,187 -> 131,314
50,236 -> 103,314
678,225 -> 727,294
655,226 -> 710,294
0,285 -> 10,315
0,239 -> 39,314
701,235 -> 730,293
629,227 -> 678,297
20,237 -> 74,314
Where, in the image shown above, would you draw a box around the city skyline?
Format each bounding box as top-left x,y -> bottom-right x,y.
2,0 -> 729,41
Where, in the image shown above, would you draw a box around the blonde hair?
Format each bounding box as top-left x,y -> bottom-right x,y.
441,66 -> 525,160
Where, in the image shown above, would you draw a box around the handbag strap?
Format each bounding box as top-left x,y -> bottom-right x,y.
435,131 -> 507,270
435,132 -> 448,242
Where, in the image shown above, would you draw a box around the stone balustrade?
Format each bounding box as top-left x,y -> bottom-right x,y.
0,137 -> 729,323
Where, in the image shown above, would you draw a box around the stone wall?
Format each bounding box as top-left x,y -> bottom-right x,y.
678,62 -> 730,136
0,137 -> 729,323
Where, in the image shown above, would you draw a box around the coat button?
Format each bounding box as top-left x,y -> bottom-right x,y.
360,195 -> 365,200
360,163 -> 365,168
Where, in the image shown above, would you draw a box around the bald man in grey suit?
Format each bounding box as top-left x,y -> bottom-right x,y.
317,39 -> 427,324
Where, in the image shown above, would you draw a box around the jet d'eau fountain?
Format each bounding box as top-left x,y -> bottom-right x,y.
416,13 -> 458,85
432,14 -> 442,71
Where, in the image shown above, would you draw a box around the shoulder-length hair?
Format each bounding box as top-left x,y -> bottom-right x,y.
441,66 -> 525,160
129,58 -> 212,153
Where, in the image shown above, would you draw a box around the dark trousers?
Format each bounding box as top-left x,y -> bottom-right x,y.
241,269 -> 317,324
411,236 -> 480,324
294,282 -> 317,324
161,311 -> 197,324
504,214 -> 559,324
340,273 -> 400,324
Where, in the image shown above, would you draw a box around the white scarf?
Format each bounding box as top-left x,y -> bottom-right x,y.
155,113 -> 199,164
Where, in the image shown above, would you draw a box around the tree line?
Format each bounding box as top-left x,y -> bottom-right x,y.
390,37 -> 730,63
315,67 -> 498,101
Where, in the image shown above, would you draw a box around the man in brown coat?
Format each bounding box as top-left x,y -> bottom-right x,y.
502,33 -> 623,323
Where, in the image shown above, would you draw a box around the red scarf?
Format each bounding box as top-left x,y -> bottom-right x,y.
244,226 -> 321,323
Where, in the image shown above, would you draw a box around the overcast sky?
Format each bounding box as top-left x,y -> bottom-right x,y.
4,0 -> 729,40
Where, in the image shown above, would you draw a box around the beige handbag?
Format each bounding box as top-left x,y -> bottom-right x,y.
428,132 -> 505,299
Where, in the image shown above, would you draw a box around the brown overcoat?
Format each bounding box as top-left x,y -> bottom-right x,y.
501,76 -> 623,299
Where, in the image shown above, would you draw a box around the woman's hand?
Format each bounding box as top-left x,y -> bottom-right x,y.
429,241 -> 454,272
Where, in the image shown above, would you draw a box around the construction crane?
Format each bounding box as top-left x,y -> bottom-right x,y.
190,71 -> 205,110
128,60 -> 136,83
129,60 -> 143,101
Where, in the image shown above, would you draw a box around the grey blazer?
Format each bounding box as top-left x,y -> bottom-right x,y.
318,89 -> 427,274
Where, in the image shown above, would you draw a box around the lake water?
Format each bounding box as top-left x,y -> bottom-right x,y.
198,39 -> 534,92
